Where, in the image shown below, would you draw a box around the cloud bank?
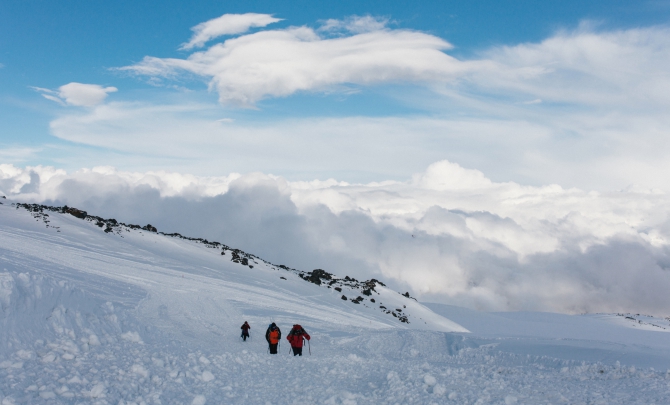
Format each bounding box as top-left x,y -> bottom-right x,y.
45,100 -> 670,191
2,162 -> 670,315
473,24 -> 670,110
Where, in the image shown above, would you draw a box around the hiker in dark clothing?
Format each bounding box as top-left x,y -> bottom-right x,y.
265,323 -> 281,354
240,321 -> 251,341
287,324 -> 310,356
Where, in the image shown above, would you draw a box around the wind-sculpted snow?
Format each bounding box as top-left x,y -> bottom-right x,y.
1,321 -> 669,404
1,201 -> 670,403
0,271 -> 136,357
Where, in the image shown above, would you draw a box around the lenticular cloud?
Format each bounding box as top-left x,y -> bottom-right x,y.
121,19 -> 466,106
2,161 -> 670,315
120,20 -> 670,112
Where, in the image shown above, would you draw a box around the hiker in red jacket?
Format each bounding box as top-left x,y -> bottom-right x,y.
287,324 -> 310,356
240,321 -> 250,341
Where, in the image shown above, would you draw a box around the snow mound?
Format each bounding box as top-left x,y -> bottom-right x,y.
0,270 -> 141,358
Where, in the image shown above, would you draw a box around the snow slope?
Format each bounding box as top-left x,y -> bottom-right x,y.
425,303 -> 670,371
2,200 -> 670,404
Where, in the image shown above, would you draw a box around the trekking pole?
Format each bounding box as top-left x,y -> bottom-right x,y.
308,338 -> 311,355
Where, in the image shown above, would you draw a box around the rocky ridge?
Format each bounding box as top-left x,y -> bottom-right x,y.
13,202 -> 414,324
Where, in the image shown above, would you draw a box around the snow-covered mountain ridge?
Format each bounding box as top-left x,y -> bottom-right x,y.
2,199 -> 670,404
9,201 -> 439,328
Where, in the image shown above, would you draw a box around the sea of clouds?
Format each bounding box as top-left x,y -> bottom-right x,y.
2,160 -> 670,315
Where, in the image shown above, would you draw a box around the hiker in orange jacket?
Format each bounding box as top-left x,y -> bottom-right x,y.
287,324 -> 310,356
265,322 -> 281,354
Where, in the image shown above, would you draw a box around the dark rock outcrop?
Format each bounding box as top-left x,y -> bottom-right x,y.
66,207 -> 87,219
142,224 -> 157,233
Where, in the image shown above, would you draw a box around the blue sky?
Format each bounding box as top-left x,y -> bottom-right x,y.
2,0 -> 670,188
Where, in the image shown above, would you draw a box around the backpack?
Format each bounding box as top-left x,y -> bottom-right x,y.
268,328 -> 280,344
288,325 -> 304,344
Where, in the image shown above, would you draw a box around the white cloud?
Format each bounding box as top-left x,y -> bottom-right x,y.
42,94 -> 67,105
0,164 -> 236,198
48,103 -> 555,183
414,160 -> 493,190
180,13 -> 283,50
119,20 -> 670,112
58,83 -> 118,106
34,83 -> 118,107
46,101 -> 670,190
472,25 -> 670,109
319,15 -> 390,34
3,161 -> 670,315
121,23 -> 467,106
0,147 -> 41,162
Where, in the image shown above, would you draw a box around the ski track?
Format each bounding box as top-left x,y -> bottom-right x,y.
2,203 -> 670,404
